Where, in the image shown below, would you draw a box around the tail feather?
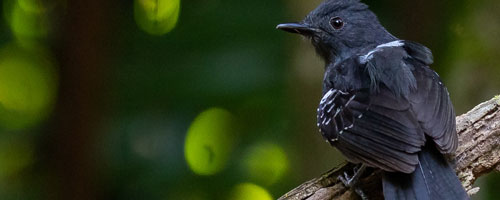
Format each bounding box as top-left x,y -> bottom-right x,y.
382,144 -> 469,200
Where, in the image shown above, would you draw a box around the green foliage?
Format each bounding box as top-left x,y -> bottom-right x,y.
228,183 -> 273,200
134,0 -> 180,35
0,137 -> 33,179
185,108 -> 236,175
243,143 -> 289,186
3,0 -> 56,46
0,44 -> 57,130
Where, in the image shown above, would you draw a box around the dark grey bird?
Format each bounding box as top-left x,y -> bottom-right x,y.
277,0 -> 469,199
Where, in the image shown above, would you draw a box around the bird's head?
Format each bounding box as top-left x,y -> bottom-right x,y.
277,0 -> 395,64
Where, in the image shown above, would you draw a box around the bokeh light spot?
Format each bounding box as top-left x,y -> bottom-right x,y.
4,0 -> 52,43
17,0 -> 50,13
0,137 -> 34,179
134,0 -> 180,35
228,183 -> 273,200
0,44 -> 57,130
243,143 -> 289,185
185,108 -> 235,175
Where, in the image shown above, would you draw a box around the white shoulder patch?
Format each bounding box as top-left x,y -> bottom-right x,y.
359,40 -> 404,64
376,40 -> 404,48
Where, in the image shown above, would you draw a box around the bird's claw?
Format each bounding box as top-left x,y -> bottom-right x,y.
338,164 -> 369,200
339,172 -> 353,187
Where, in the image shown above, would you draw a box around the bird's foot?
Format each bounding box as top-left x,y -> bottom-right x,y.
338,164 -> 368,200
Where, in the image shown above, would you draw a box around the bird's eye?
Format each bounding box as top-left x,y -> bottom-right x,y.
330,17 -> 344,30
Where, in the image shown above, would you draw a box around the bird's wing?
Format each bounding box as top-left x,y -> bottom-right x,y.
318,41 -> 456,173
408,59 -> 457,154
398,40 -> 457,153
318,87 -> 425,173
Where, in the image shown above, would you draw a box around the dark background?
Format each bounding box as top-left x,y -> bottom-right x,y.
0,0 -> 498,199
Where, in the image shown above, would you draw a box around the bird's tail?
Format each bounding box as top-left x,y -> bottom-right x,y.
382,144 -> 469,200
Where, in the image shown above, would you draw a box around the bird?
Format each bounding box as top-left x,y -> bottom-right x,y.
277,0 -> 469,199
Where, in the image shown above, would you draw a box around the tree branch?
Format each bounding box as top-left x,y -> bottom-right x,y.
279,96 -> 500,200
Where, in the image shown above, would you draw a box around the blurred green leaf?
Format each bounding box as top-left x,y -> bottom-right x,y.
134,0 -> 180,35
185,108 -> 236,175
0,44 -> 57,130
243,142 -> 289,186
228,183 -> 273,200
0,136 -> 33,179
3,0 -> 53,44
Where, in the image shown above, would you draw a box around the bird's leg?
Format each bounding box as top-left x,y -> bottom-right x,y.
338,164 -> 366,187
338,164 -> 368,200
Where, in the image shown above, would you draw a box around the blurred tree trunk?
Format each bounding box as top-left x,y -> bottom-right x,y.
43,0 -> 117,199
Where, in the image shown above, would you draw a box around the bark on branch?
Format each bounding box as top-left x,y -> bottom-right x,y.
279,96 -> 500,200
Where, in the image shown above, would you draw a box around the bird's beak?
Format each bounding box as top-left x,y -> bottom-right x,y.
276,23 -> 319,35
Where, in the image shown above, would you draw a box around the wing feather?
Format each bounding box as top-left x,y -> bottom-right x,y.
410,66 -> 457,153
